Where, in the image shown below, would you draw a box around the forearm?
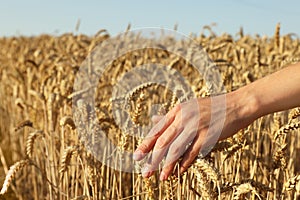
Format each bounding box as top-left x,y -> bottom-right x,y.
236,63 -> 300,119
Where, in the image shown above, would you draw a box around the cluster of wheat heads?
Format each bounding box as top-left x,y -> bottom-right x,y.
0,25 -> 300,200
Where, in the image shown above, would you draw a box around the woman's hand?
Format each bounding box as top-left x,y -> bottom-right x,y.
133,62 -> 300,181
133,90 -> 259,181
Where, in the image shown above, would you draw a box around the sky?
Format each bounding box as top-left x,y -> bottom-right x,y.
0,0 -> 299,37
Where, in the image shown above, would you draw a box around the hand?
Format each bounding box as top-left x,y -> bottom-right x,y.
133,91 -> 258,181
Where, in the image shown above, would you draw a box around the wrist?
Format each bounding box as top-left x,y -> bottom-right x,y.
229,85 -> 261,123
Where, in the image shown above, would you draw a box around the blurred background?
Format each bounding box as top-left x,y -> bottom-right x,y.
0,0 -> 299,37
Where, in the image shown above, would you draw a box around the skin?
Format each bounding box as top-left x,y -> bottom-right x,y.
133,62 -> 300,181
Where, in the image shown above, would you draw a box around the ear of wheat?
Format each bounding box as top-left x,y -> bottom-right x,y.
59,146 -> 78,175
289,107 -> 300,120
14,120 -> 33,132
274,23 -> 281,49
284,174 -> 300,192
60,116 -> 76,130
131,92 -> 145,125
274,121 -> 300,140
0,160 -> 29,195
233,182 -> 261,200
25,130 -> 44,158
144,177 -> 155,200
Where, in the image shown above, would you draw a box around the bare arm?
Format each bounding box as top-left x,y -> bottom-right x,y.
133,62 -> 300,181
246,63 -> 300,117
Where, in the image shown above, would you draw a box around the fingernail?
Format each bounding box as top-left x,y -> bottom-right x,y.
159,171 -> 167,181
151,115 -> 158,121
133,149 -> 143,161
179,167 -> 185,174
142,166 -> 151,178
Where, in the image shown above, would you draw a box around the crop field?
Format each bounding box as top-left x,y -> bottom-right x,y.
0,24 -> 300,200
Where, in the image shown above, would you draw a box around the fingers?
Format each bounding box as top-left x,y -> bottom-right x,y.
142,122 -> 183,178
155,124 -> 182,148
160,160 -> 177,181
133,117 -> 171,161
142,146 -> 168,178
147,105 -> 180,138
160,128 -> 198,180
133,105 -> 179,161
179,133 -> 203,174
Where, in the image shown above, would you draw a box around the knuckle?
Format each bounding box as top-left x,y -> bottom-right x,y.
138,143 -> 151,153
168,125 -> 177,133
183,112 -> 193,121
149,128 -> 159,137
147,126 -> 162,138
169,145 -> 180,155
156,137 -> 167,148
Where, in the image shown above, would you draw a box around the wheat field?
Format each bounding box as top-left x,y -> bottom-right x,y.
0,24 -> 300,200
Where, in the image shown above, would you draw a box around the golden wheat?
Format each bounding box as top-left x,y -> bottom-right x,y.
284,174 -> 300,192
14,120 -> 33,132
0,160 -> 29,195
0,24 -> 299,199
59,146 -> 78,175
25,130 -> 44,158
60,116 -> 76,130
